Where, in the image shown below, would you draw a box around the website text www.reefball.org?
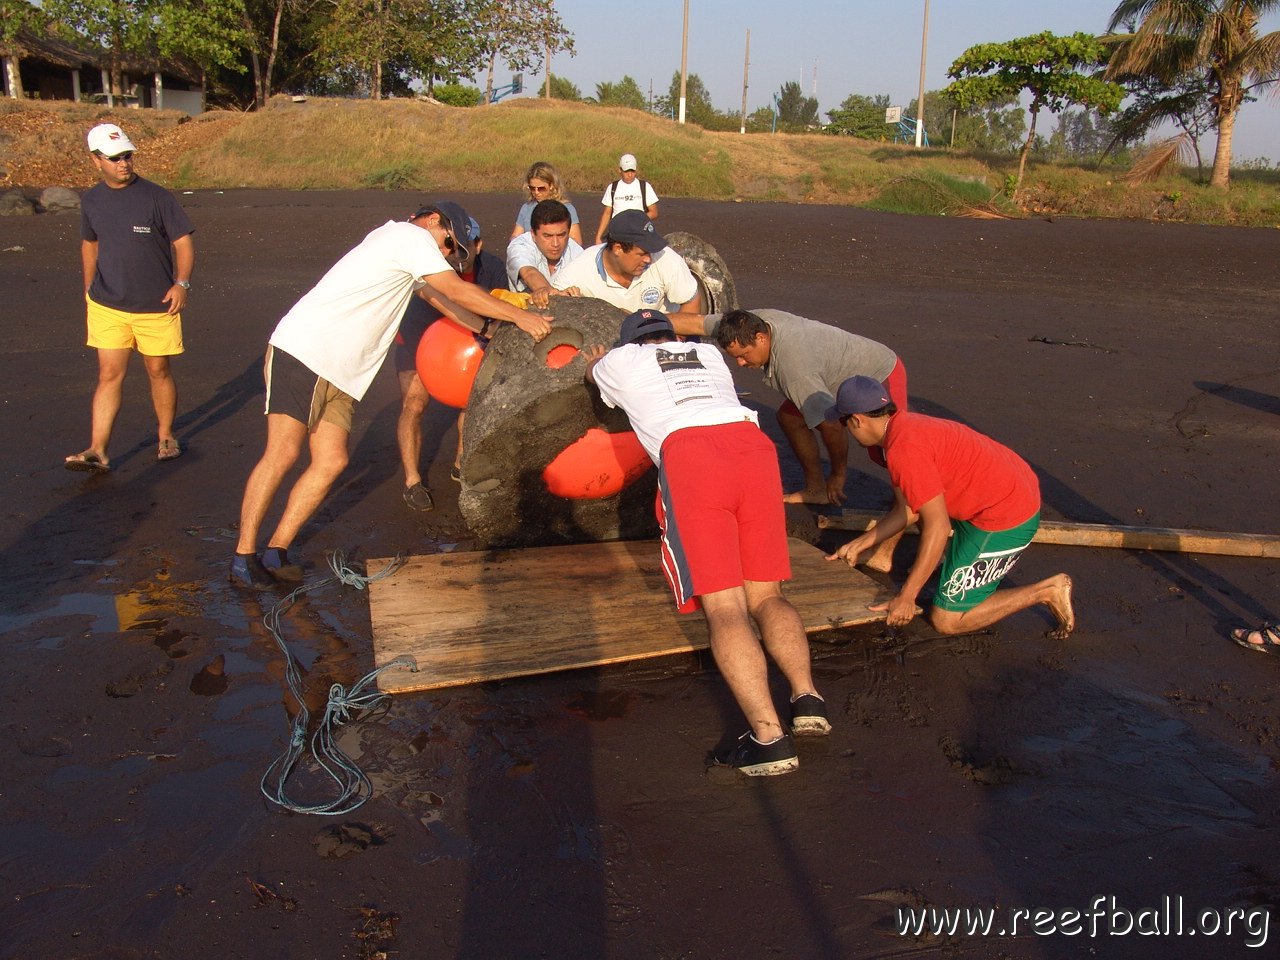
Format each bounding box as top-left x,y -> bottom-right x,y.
896,896 -> 1270,948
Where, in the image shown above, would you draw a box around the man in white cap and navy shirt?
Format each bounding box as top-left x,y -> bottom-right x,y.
552,209 -> 701,315
230,200 -> 552,589
66,123 -> 194,473
583,308 -> 830,776
594,152 -> 658,244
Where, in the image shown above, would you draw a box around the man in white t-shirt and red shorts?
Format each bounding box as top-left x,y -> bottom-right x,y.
230,202 -> 551,589
584,309 -> 829,777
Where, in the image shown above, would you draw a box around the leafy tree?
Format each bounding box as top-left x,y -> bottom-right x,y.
1040,107 -> 1121,162
659,71 -> 735,129
469,0 -> 574,105
1105,67 -> 1219,176
595,74 -> 645,110
824,93 -> 892,139
745,104 -> 775,132
43,0 -> 175,98
1104,0 -> 1280,188
155,0 -> 250,104
312,0 -> 435,100
431,80 -> 481,106
775,80 -> 818,128
236,0 -> 293,108
1,0 -> 46,98
946,31 -> 1125,195
546,72 -> 578,100
906,89 -> 1025,152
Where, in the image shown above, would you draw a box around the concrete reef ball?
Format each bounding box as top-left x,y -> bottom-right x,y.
458,233 -> 738,547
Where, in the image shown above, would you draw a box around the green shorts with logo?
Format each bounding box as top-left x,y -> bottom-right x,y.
934,512 -> 1040,612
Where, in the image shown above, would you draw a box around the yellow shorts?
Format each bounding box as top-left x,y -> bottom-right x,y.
86,295 -> 184,356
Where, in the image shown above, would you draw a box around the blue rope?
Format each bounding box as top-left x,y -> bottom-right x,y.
259,550 -> 417,815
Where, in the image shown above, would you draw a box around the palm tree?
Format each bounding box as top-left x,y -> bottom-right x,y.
1104,1 -> 1280,188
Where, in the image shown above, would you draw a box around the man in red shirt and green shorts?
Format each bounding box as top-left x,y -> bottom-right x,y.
824,376 -> 1074,638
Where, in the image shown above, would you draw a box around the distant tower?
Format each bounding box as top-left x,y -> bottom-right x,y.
811,59 -> 819,98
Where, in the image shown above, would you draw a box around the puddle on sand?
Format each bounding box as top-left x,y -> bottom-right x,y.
0,593 -> 120,639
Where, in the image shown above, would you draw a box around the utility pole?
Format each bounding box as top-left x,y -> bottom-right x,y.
678,0 -> 689,124
740,29 -> 750,134
915,0 -> 930,148
544,38 -> 551,99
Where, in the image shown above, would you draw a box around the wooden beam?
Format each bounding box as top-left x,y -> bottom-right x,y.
817,510 -> 1280,558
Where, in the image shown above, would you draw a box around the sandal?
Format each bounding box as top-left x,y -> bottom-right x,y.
1231,621 -> 1280,655
157,438 -> 182,461
65,452 -> 110,473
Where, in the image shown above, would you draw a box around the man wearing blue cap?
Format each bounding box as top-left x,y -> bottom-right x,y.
584,309 -> 829,777
825,375 -> 1074,639
552,210 -> 701,315
230,202 -> 551,588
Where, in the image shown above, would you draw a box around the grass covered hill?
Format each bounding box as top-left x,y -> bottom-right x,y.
2,95 -> 1278,227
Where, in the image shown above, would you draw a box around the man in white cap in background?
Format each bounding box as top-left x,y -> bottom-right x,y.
594,152 -> 659,244
66,122 -> 195,473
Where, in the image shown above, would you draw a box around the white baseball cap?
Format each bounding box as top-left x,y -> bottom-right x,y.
87,123 -> 136,156
619,153 -> 638,171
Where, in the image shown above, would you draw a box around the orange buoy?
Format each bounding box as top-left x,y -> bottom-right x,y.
417,319 -> 485,409
545,344 -> 579,369
543,428 -> 652,500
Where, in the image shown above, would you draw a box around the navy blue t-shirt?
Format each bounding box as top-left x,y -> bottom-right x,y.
398,249 -> 510,350
81,176 -> 195,313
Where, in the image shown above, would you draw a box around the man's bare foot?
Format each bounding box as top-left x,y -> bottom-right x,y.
782,486 -> 829,505
1044,574 -> 1075,639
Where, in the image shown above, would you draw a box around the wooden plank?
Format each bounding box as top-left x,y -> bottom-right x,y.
818,510 -> 1280,558
368,539 -> 890,694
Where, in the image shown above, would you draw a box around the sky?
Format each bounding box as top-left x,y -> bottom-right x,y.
479,0 -> 1280,163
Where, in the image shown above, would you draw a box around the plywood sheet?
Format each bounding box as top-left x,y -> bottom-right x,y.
368,539 -> 889,694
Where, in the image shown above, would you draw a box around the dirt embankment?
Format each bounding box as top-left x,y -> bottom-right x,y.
0,100 -> 243,190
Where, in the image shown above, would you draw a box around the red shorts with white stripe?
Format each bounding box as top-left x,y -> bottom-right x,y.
655,421 -> 792,613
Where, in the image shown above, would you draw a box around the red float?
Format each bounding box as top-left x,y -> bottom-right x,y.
416,319 -> 485,409
543,428 -> 652,500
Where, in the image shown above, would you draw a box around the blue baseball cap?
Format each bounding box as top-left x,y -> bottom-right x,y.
616,309 -> 675,347
825,376 -> 892,421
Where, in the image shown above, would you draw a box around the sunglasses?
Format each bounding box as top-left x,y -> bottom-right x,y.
98,152 -> 134,162
528,183 -> 551,194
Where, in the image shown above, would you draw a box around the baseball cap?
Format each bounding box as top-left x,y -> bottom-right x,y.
616,309 -> 676,347
824,376 -> 892,421
411,200 -> 475,264
87,123 -> 136,157
619,154 -> 638,171
605,209 -> 666,254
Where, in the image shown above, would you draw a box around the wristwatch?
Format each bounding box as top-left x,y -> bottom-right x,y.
175,280 -> 191,290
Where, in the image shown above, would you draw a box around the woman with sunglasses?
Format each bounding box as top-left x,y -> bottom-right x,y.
510,161 -> 582,245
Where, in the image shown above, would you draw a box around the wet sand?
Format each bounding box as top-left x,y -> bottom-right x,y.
1,191 -> 1278,959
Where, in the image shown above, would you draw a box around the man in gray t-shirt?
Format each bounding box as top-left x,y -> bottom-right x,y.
674,308 -> 908,507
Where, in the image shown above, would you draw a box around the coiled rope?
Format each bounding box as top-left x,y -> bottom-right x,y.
259,550 -> 416,815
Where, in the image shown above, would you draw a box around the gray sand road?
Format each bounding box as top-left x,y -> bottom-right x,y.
0,191 -> 1277,959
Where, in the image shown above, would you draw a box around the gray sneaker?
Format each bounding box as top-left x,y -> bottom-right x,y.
403,482 -> 434,512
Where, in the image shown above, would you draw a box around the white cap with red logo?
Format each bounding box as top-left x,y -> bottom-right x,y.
87,123 -> 137,156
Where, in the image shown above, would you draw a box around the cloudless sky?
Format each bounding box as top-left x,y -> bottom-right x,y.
482,0 -> 1280,163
